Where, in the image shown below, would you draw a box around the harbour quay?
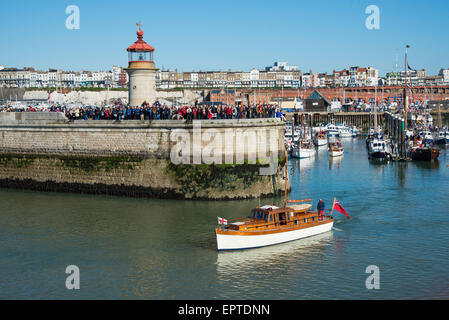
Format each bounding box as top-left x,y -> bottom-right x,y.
0,112 -> 287,200
286,111 -> 385,131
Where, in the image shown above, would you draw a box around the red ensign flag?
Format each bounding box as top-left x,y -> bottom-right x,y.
333,200 -> 350,220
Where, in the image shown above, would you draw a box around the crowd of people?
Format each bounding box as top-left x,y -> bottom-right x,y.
0,101 -> 285,121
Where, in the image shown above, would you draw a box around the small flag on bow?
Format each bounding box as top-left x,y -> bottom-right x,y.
218,217 -> 228,225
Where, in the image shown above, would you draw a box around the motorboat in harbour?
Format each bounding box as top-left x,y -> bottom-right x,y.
418,130 -> 433,144
313,131 -> 328,146
215,202 -> 334,251
215,151 -> 350,251
351,126 -> 360,137
328,140 -> 344,157
433,130 -> 449,145
368,133 -> 392,160
326,124 -> 339,137
338,126 -> 353,138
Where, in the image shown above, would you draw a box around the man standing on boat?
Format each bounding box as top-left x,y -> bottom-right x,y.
317,199 -> 325,221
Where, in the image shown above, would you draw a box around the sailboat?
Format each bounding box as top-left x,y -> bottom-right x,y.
292,117 -> 316,159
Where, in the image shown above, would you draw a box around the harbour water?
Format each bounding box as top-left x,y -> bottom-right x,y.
1,138 -> 448,299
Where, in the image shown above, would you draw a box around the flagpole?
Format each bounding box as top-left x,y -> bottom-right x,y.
330,197 -> 336,216
284,149 -> 288,207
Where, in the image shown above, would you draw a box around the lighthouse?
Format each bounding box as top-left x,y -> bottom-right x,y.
125,26 -> 158,106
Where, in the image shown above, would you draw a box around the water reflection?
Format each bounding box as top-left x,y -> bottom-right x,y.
298,157 -> 315,171
316,145 -> 328,153
411,160 -> 440,170
328,155 -> 343,170
216,231 -> 334,278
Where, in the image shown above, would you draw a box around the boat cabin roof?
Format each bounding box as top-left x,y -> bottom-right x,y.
253,206 -> 294,214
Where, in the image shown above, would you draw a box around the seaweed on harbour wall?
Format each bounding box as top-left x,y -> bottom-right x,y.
57,155 -> 144,173
166,160 -> 285,197
0,155 -> 34,168
0,153 -> 144,172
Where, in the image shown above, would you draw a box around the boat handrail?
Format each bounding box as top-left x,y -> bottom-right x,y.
229,217 -> 334,232
287,199 -> 312,203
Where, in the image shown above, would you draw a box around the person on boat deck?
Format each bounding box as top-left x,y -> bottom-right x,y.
317,199 -> 325,221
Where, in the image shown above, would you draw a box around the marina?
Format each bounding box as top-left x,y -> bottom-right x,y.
1,137 -> 448,299
1,0 -> 449,305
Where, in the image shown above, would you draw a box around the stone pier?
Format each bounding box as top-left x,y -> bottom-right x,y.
0,113 -> 287,200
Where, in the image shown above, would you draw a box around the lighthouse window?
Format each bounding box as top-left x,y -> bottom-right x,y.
139,53 -> 144,61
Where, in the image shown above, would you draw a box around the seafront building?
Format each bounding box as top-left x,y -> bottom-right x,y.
1,58 -> 449,91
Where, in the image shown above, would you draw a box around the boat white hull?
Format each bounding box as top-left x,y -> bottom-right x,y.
292,148 -> 316,159
329,150 -> 344,157
339,133 -> 352,138
216,221 -> 334,250
314,138 -> 327,146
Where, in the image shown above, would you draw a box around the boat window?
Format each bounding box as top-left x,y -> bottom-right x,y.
269,214 -> 273,222
264,212 -> 268,221
257,211 -> 263,219
251,211 -> 256,218
303,218 -> 307,223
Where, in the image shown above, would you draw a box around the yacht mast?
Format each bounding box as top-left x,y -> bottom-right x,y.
404,45 -> 409,132
284,150 -> 288,207
374,85 -> 378,129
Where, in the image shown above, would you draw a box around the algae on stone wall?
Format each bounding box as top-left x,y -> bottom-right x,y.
56,155 -> 144,173
0,153 -> 145,173
166,159 -> 286,198
0,155 -> 34,168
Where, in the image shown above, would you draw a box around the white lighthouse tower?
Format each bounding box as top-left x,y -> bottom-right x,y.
125,26 -> 158,106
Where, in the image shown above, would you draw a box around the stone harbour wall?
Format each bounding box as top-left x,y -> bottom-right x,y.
0,114 -> 287,200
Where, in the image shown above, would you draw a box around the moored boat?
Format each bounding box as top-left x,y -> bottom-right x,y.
409,146 -> 440,161
291,140 -> 316,159
368,133 -> 392,160
433,130 -> 449,145
326,124 -> 339,137
313,131 -> 328,146
328,140 -> 344,157
418,130 -> 433,144
351,126 -> 360,137
338,126 -> 352,138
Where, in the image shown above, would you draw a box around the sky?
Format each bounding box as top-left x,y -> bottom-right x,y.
0,0 -> 448,76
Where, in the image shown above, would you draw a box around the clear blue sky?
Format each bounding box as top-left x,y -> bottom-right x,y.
0,0 -> 448,76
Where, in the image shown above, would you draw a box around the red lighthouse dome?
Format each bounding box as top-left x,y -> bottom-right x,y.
127,27 -> 155,63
